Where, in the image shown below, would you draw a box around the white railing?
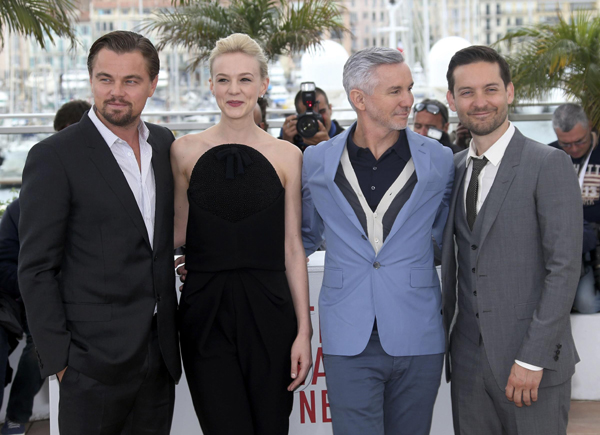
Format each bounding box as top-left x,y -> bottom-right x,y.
0,108 -> 558,189
0,108 -> 555,135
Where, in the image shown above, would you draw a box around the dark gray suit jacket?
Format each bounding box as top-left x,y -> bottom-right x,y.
18,112 -> 182,385
442,128 -> 582,389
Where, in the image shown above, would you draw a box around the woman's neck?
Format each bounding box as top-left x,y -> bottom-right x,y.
214,115 -> 260,144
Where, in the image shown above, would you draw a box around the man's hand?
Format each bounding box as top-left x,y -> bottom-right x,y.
57,367 -> 67,382
302,120 -> 330,146
281,115 -> 298,143
505,363 -> 544,407
455,122 -> 472,150
175,255 -> 187,291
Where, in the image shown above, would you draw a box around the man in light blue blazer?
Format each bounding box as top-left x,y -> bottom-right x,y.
302,47 -> 454,435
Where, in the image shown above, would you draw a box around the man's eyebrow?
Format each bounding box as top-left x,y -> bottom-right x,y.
387,82 -> 414,91
457,82 -> 502,92
94,72 -> 144,81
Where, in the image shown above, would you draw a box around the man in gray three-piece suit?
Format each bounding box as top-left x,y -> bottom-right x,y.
442,46 -> 582,434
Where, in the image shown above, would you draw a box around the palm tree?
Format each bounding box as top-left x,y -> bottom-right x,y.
144,0 -> 348,70
0,0 -> 78,49
497,12 -> 600,129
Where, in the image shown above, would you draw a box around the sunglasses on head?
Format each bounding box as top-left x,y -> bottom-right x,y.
414,103 -> 442,116
414,102 -> 449,122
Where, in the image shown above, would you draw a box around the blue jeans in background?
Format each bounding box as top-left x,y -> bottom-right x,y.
1,320 -> 45,424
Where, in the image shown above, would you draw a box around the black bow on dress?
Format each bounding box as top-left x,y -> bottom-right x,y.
216,146 -> 254,179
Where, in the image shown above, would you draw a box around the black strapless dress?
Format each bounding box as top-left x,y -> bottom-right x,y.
179,144 -> 297,434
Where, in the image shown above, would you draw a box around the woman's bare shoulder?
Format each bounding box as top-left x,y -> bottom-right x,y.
173,131 -> 208,151
258,137 -> 302,187
262,136 -> 302,161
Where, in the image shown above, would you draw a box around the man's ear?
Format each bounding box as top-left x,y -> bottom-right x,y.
350,89 -> 366,111
506,82 -> 515,105
446,90 -> 456,112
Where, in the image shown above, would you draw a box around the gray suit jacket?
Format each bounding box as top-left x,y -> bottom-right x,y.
441,128 -> 582,390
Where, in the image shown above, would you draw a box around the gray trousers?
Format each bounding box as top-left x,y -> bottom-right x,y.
323,329 -> 443,435
450,330 -> 571,435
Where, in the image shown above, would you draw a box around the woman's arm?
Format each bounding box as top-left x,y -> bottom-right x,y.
171,137 -> 191,249
281,146 -> 313,391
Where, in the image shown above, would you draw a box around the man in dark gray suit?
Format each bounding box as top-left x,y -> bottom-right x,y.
442,45 -> 582,434
18,31 -> 181,434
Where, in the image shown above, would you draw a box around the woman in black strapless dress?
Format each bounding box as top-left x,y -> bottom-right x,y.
171,34 -> 312,434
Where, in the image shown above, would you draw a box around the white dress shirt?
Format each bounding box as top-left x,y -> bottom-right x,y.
89,107 -> 156,248
464,122 -> 515,213
463,122 -> 542,372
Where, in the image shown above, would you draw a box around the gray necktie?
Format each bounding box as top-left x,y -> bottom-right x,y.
466,157 -> 488,230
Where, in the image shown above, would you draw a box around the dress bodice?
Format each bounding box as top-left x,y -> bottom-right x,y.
185,144 -> 286,272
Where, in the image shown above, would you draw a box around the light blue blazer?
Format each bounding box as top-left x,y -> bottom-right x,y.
302,125 -> 454,357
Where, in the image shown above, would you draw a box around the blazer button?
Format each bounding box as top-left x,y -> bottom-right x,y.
556,344 -> 562,349
554,355 -> 559,361
555,349 -> 560,355
362,235 -> 367,240
471,268 -> 476,273
471,245 -> 477,250
473,291 -> 477,296
154,255 -> 158,261
157,295 -> 162,302
373,262 -> 381,269
475,312 -> 479,318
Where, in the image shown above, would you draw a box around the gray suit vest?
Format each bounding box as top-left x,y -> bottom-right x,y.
454,170 -> 492,345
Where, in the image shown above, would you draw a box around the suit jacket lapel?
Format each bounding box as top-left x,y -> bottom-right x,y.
477,129 -> 524,251
442,150 -> 468,281
83,115 -> 152,249
324,127 -> 367,237
382,129 -> 430,246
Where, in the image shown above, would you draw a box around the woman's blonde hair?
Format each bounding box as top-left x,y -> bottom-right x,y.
209,33 -> 268,79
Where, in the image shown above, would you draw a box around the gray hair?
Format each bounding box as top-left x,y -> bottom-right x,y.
552,103 -> 589,132
343,47 -> 405,108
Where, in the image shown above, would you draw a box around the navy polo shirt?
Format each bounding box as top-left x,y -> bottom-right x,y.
346,126 -> 412,211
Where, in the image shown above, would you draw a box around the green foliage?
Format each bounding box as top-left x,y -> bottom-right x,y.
497,12 -> 600,129
0,0 -> 78,49
143,0 -> 348,70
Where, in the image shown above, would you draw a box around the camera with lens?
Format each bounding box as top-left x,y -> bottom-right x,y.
296,82 -> 323,138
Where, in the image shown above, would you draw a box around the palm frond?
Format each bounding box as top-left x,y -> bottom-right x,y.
0,0 -> 78,49
269,0 -> 347,57
144,0 -> 348,68
496,11 -> 600,128
143,1 -> 232,70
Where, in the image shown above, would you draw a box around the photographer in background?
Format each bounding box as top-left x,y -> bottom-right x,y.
453,122 -> 472,151
280,84 -> 344,151
550,103 -> 600,314
254,97 -> 269,132
413,98 -> 461,153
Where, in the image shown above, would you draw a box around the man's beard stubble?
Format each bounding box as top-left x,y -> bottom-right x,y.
461,104 -> 508,137
99,100 -> 136,128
